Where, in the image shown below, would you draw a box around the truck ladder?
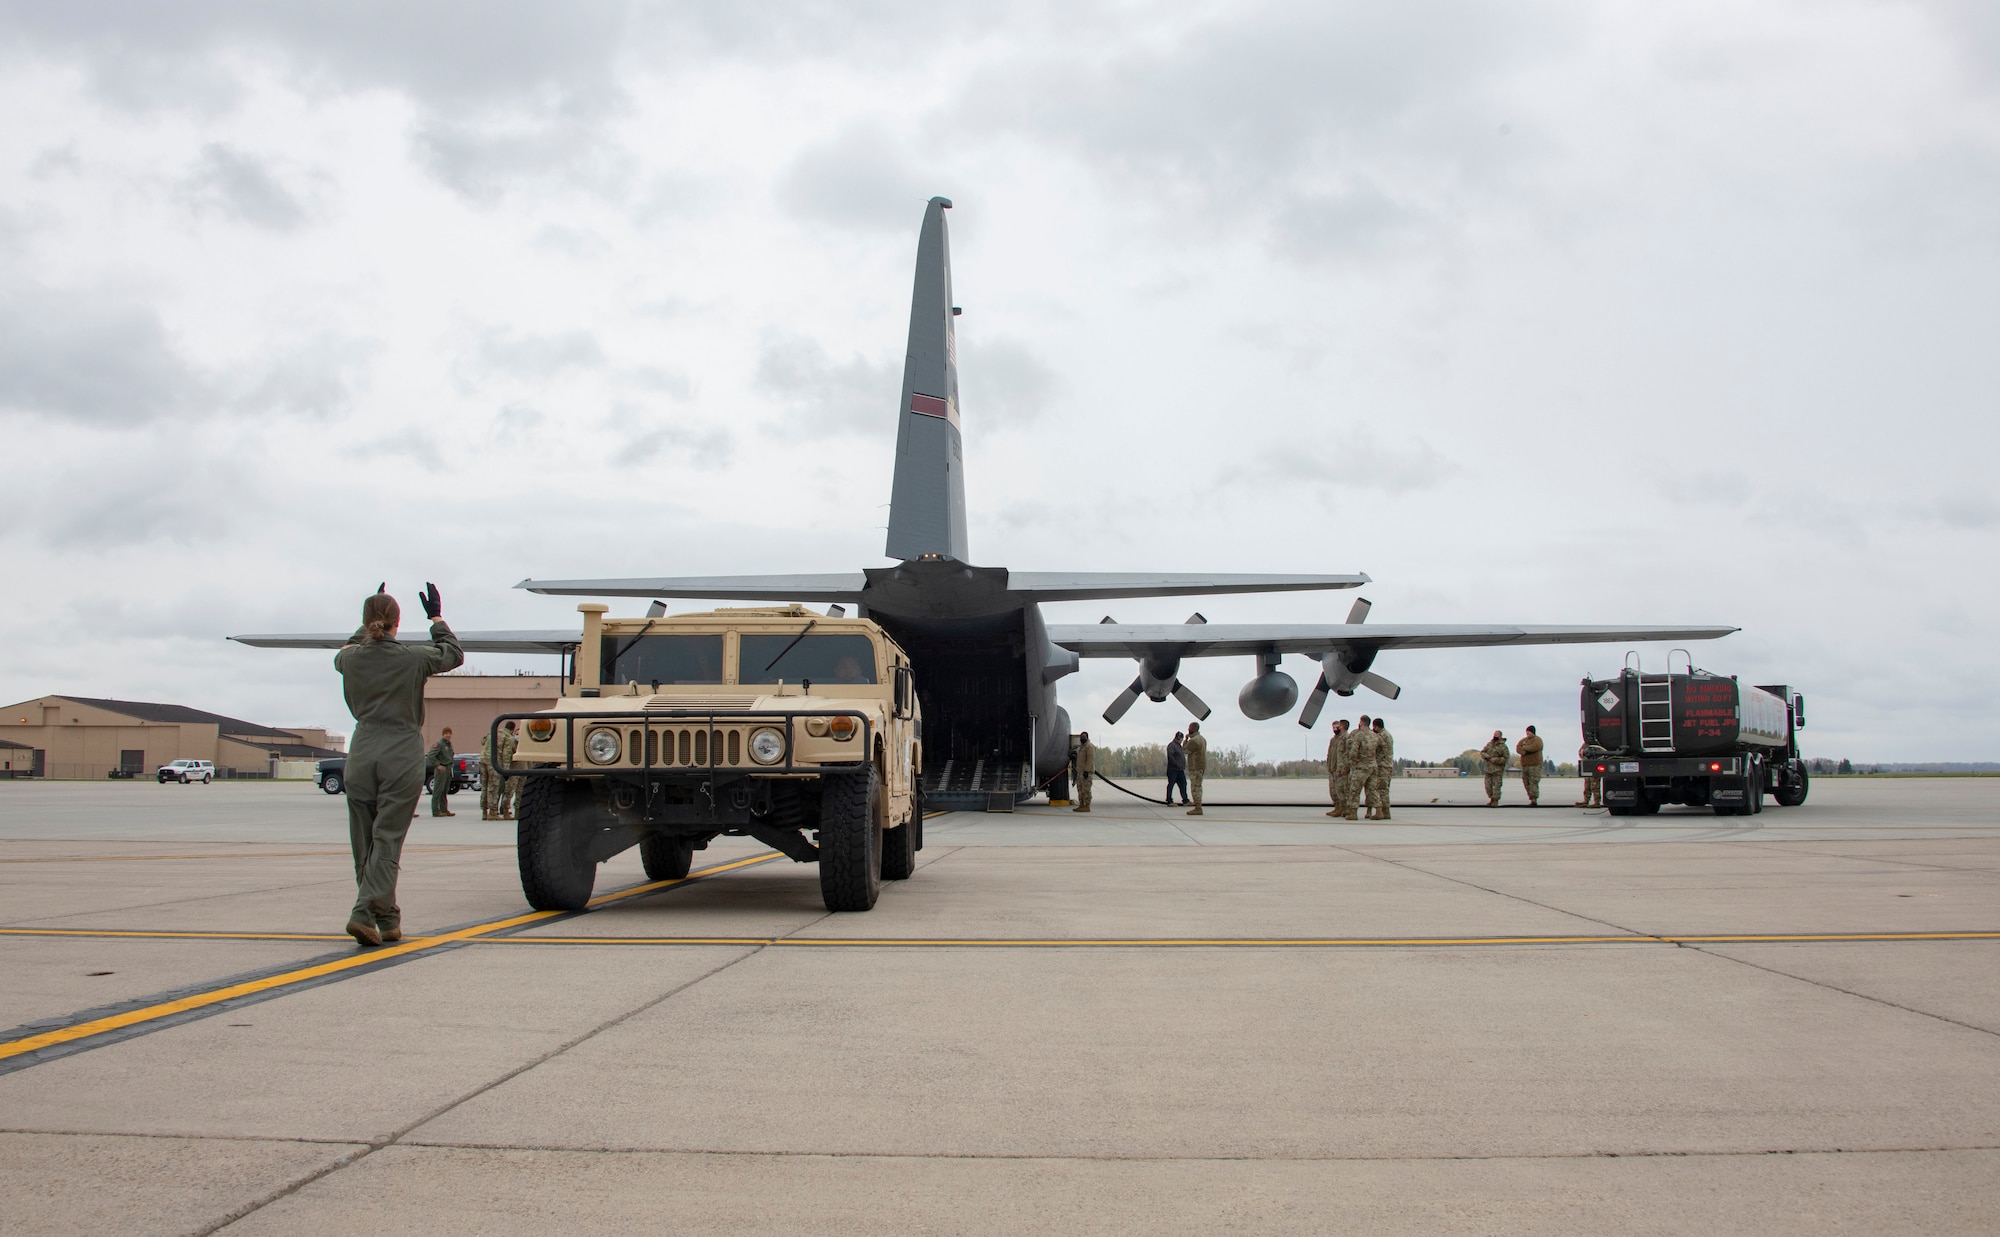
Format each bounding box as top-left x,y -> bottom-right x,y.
1638,674 -> 1675,753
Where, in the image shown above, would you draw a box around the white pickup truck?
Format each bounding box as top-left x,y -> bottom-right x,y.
156,759 -> 215,784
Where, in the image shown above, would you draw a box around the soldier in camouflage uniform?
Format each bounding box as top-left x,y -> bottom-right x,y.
1576,742 -> 1603,807
1325,718 -> 1349,817
426,728 -> 456,818
1481,731 -> 1510,806
1183,721 -> 1207,815
480,728 -> 500,812
1342,714 -> 1376,821
1369,716 -> 1394,820
1072,731 -> 1095,813
497,720 -> 521,819
1515,725 -> 1545,807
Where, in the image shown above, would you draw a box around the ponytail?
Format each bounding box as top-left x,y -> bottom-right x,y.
361,592 -> 400,642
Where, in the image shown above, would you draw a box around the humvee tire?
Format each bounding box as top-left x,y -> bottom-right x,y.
881,808 -> 916,881
518,777 -> 597,912
819,767 -> 883,911
640,834 -> 695,881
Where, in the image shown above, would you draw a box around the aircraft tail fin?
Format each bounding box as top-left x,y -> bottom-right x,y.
885,196 -> 969,562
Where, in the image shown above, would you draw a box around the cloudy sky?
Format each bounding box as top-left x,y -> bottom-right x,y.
2,1 -> 1996,764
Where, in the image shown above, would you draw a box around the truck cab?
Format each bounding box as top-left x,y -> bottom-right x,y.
496,604 -> 923,913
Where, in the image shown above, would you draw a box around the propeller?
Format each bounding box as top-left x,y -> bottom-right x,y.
1098,612 -> 1211,723
1172,681 -> 1213,720
1359,671 -> 1401,700
1298,674 -> 1331,729
1297,596 -> 1399,725
1102,677 -> 1145,724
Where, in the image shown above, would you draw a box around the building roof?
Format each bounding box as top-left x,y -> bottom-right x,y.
53,696 -> 295,739
0,737 -> 29,749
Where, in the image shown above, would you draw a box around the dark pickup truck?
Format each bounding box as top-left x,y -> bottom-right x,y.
317,753 -> 481,796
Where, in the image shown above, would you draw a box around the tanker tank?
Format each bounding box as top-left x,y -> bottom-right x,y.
1579,657 -> 1809,816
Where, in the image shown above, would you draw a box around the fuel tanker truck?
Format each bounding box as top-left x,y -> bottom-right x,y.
1579,655 -> 1808,816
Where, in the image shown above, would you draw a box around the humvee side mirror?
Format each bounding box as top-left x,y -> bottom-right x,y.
1793,694 -> 1806,729
894,666 -> 914,719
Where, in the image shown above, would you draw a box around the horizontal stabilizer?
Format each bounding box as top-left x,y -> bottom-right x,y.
230,630 -> 582,654
518,574 -> 868,601
1050,623 -> 1739,659
1006,572 -> 1369,602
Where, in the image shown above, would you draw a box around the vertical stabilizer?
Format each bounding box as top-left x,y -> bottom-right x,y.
886,196 -> 970,562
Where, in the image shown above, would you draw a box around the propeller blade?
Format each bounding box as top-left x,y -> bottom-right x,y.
1345,597 -> 1371,624
1297,674 -> 1331,728
1172,681 -> 1213,720
1101,677 -> 1145,724
1358,671 -> 1401,700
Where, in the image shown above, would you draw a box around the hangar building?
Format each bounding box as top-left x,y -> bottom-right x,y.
0,696 -> 344,780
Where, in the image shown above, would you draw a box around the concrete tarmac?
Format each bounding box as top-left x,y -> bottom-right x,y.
1,776 -> 1996,1234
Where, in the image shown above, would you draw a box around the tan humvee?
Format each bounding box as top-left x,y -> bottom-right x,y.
498,603 -> 922,914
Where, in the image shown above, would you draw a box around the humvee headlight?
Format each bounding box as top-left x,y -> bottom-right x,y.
828,715 -> 858,741
748,727 -> 786,765
584,728 -> 622,765
526,717 -> 557,742
803,717 -> 830,737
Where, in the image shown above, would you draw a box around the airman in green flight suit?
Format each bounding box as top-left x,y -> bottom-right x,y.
335,584 -> 462,946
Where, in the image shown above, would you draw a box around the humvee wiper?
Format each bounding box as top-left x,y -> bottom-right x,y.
607,619 -> 659,673
762,618 -> 818,673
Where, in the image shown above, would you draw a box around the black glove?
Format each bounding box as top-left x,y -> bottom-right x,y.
419,582 -> 443,620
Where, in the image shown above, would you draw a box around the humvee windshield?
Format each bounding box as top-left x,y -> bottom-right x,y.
738,633 -> 878,684
601,634 -> 725,685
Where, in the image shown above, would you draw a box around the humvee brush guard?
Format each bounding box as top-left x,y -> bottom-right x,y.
494,604 -> 923,913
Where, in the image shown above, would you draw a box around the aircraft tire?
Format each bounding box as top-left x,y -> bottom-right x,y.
818,768 -> 882,912
517,777 -> 597,912
639,834 -> 694,881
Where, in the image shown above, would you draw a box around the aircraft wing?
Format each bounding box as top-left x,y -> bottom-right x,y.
1005,572 -> 1368,601
229,630 -> 582,654
517,574 -> 868,601
1048,623 -> 1740,658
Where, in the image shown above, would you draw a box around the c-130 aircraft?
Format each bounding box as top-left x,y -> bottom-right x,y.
236,197 -> 1734,808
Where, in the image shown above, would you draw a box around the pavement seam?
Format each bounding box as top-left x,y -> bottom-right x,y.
200,947 -> 770,1235
1326,844 -> 1655,938
1729,840 -> 2000,879
1674,943 -> 2000,1041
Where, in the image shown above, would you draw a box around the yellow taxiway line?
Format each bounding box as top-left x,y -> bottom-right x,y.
0,852 -> 781,1064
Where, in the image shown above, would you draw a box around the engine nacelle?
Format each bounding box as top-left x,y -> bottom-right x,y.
1139,655 -> 1183,702
1238,669 -> 1299,720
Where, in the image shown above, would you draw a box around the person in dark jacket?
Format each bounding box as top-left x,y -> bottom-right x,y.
335,584 -> 462,946
1165,731 -> 1189,804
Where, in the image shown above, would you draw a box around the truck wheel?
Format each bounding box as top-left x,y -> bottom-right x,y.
1775,766 -> 1809,807
518,778 -> 598,912
321,773 -> 343,795
1633,797 -> 1659,816
818,768 -> 883,912
1606,803 -> 1633,817
639,834 -> 694,881
881,810 -> 917,882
